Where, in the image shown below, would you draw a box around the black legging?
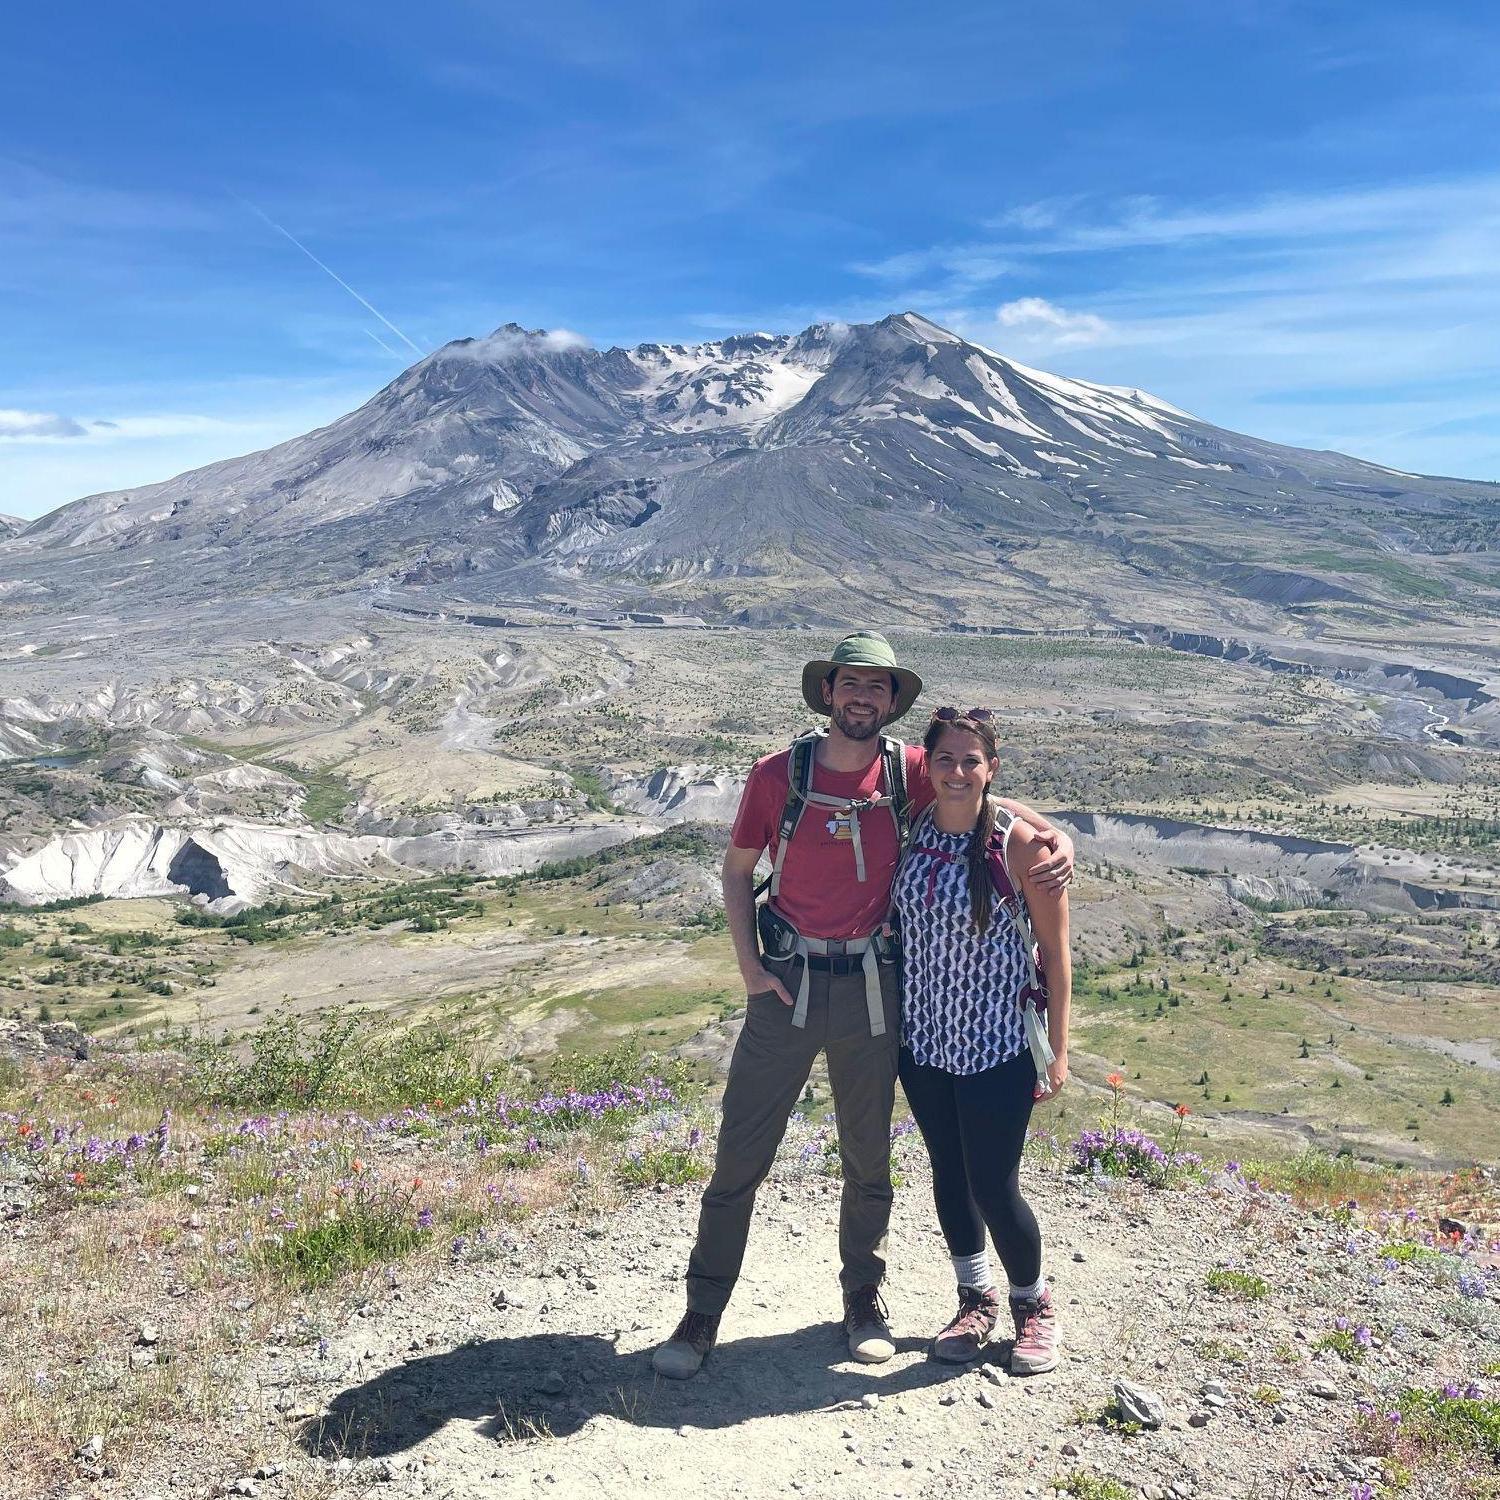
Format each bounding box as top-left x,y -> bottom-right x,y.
898,1046 -> 1042,1288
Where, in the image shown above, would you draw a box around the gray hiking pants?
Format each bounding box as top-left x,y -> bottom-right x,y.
685,954 -> 901,1315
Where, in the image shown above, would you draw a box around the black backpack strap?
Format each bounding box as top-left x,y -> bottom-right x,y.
880,735 -> 910,846
754,731 -> 821,901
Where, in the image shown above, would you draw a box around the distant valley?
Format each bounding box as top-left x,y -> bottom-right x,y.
0,315 -> 1496,1169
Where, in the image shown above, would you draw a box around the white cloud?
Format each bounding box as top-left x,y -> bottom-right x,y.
444,325 -> 593,362
1005,179 -> 1500,254
841,174 -> 1500,479
995,297 -> 1111,347
0,410 -> 245,445
0,391 -> 372,520
0,410 -> 88,440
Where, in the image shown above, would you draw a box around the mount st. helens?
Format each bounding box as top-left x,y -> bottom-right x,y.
4,313 -> 1497,628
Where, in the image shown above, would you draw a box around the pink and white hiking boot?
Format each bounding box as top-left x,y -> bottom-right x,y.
1008,1287 -> 1059,1375
931,1286 -> 1001,1363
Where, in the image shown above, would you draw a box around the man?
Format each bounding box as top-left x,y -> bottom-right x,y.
652,630 -> 1074,1379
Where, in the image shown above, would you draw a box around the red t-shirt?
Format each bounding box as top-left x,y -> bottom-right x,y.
731,743 -> 934,940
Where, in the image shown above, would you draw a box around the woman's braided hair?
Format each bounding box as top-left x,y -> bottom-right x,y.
922,714 -> 1001,937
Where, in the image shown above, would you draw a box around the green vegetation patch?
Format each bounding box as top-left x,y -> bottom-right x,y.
1052,1474 -> 1134,1500
1298,548 -> 1451,601
253,1182 -> 430,1289
176,1007 -> 494,1112
521,823 -> 722,883
1352,1385 -> 1500,1493
1205,1268 -> 1269,1301
617,1136 -> 710,1188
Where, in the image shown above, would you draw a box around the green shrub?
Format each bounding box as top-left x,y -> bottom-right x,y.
1052,1475 -> 1133,1500
1378,1241 -> 1441,1265
1393,1387 -> 1500,1461
617,1139 -> 710,1188
547,1041 -> 689,1097
254,1185 -> 428,1289
1205,1268 -> 1269,1300
178,1008 -> 492,1112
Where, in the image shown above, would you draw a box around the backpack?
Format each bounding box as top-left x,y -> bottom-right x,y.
754,728 -> 910,902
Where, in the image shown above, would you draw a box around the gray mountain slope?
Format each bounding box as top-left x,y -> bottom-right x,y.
0,515 -> 24,539
4,312 -> 1496,626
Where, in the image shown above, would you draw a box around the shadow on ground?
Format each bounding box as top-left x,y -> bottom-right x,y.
299,1323 -> 1016,1458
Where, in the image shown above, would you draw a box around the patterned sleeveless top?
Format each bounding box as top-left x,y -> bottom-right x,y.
893,818 -> 1027,1075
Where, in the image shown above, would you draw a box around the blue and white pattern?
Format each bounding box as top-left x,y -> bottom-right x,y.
894,823 -> 1027,1075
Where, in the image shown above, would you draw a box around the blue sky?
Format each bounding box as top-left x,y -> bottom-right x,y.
3,1 -> 1499,517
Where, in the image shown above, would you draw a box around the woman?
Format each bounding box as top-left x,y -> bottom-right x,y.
892,707 -> 1071,1372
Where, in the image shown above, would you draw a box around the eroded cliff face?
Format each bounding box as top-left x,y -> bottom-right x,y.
0,815 -> 656,912
1053,810 -> 1499,914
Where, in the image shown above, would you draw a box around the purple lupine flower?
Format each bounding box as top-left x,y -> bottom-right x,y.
415,1207 -> 435,1230
1353,1325 -> 1372,1348
1457,1271 -> 1489,1299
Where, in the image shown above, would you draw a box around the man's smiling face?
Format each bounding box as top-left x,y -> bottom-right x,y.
822,667 -> 894,741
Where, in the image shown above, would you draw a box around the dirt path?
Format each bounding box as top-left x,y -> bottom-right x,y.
199,1145 -> 1497,1500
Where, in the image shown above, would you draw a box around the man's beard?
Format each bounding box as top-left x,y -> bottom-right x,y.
832,704 -> 881,741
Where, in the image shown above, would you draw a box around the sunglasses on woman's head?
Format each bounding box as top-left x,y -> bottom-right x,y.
930,706 -> 995,723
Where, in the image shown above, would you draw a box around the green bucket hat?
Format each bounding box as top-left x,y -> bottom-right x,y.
801,630 -> 923,723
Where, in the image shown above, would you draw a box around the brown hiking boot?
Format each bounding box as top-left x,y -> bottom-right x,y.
1009,1287 -> 1059,1375
843,1283 -> 895,1363
931,1285 -> 1001,1363
651,1309 -> 720,1380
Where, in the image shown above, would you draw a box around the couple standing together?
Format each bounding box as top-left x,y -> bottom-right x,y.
654,630 -> 1074,1381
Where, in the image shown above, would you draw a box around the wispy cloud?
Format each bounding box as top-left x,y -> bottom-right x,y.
995,297 -> 1110,348
849,174 -> 1500,477
442,326 -> 592,361
0,409 -> 255,445
0,160 -> 217,236
980,178 -> 1500,251
0,410 -> 88,440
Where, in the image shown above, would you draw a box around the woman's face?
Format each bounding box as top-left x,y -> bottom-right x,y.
928,726 -> 998,808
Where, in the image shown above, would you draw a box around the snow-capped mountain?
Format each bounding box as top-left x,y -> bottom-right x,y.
4,313 -> 1496,625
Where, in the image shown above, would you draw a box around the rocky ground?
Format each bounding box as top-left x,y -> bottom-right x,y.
115,1135 -> 1498,1500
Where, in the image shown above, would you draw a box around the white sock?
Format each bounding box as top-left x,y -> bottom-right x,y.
951,1251 -> 994,1291
1009,1274 -> 1046,1302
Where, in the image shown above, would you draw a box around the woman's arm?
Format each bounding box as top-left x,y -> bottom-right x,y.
994,797 -> 1074,894
1009,821 -> 1071,1100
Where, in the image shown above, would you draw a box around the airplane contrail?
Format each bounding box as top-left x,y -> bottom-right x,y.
236,197 -> 426,356
364,328 -> 402,358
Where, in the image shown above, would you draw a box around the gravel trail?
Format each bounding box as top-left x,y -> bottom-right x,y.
199,1144 -> 1500,1500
